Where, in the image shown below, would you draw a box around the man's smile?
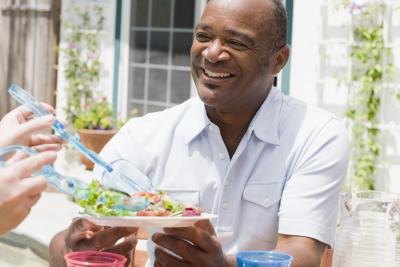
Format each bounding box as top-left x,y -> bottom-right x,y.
200,67 -> 234,80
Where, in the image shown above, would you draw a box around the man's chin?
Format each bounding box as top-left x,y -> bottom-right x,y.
197,87 -> 219,105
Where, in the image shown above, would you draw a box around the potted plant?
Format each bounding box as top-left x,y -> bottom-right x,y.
74,98 -> 119,170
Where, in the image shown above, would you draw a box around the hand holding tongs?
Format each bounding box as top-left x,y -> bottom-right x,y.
0,145 -> 149,212
8,84 -> 154,194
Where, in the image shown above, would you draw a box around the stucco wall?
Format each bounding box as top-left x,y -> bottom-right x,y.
290,0 -> 400,192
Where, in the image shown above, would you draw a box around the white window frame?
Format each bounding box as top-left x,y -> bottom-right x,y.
117,0 -> 207,120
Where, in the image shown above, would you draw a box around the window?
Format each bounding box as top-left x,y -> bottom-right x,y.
117,0 -> 291,117
123,0 -> 203,116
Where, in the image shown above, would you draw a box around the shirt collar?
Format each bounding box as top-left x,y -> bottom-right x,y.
249,87 -> 282,145
180,97 -> 210,144
180,88 -> 283,145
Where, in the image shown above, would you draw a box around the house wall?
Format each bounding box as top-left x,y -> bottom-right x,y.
290,0 -> 400,192
56,0 -> 116,121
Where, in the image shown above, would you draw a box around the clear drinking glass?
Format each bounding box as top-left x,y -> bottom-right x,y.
332,191 -> 400,267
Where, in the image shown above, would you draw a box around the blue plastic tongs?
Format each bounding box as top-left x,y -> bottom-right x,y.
8,84 -> 154,194
8,84 -> 113,173
0,145 -> 85,195
0,145 -> 149,212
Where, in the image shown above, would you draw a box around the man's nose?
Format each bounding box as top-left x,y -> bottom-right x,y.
201,39 -> 229,63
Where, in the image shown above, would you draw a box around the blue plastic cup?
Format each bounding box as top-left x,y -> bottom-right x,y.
236,251 -> 293,267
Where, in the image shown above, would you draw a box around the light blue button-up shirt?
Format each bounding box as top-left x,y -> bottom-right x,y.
94,87 -> 348,260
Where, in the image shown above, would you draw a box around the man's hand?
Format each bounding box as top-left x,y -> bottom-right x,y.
0,105 -> 64,151
49,218 -> 138,267
152,220 -> 231,267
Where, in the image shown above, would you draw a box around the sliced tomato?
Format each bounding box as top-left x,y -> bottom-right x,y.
182,207 -> 202,216
136,209 -> 170,216
137,210 -> 156,216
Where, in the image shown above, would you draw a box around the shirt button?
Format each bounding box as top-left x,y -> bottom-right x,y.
263,198 -> 270,205
222,202 -> 230,209
218,152 -> 226,160
225,179 -> 230,186
208,125 -> 214,131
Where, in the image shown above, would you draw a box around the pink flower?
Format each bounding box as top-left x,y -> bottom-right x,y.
68,43 -> 78,49
350,3 -> 366,14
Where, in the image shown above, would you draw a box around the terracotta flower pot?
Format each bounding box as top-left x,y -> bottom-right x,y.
77,128 -> 117,170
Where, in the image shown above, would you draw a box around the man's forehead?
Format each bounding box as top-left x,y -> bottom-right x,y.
200,0 -> 274,35
203,0 -> 274,25
207,0 -> 274,12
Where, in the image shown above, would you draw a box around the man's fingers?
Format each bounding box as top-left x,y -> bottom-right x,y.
162,221 -> 217,252
66,218 -> 104,249
4,151 -> 57,179
154,246 -> 189,267
194,220 -> 217,236
70,218 -> 104,234
69,229 -> 97,249
152,233 -> 202,263
90,227 -> 138,249
104,235 -> 137,255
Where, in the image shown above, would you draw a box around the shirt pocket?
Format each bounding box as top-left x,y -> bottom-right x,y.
242,180 -> 284,242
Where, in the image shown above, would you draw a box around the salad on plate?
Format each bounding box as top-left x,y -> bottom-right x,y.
72,180 -> 202,217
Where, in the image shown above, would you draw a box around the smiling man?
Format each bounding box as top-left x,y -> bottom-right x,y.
49,0 -> 348,266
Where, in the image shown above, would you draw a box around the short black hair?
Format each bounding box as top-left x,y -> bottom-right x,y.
270,0 -> 288,52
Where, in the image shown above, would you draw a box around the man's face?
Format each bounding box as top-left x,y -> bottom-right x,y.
191,0 -> 277,111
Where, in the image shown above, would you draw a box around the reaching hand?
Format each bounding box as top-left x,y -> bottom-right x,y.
152,220 -> 230,267
0,151 -> 57,235
61,218 -> 138,267
0,105 -> 64,151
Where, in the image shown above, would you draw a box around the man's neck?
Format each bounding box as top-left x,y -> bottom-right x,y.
205,91 -> 270,157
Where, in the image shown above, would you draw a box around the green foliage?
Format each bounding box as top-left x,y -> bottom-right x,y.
62,3 -> 105,126
74,99 -> 118,130
344,2 -> 395,190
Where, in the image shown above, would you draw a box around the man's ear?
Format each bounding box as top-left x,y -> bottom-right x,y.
271,44 -> 290,75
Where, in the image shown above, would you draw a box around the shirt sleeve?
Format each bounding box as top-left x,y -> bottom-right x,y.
92,119 -> 148,180
278,118 -> 349,247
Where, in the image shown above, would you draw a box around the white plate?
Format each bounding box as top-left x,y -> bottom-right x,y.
84,213 -> 217,228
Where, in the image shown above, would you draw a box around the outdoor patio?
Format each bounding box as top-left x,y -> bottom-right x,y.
0,0 -> 400,266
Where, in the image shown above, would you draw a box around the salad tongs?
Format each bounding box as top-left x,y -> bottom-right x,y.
0,145 -> 149,213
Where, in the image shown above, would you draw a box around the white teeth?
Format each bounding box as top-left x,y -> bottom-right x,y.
204,68 -> 231,78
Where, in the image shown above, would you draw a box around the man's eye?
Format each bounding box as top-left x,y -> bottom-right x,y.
195,33 -> 211,42
228,39 -> 248,50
